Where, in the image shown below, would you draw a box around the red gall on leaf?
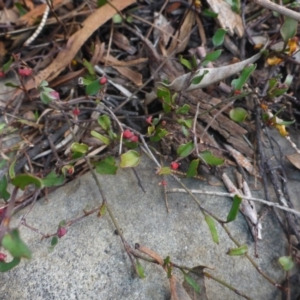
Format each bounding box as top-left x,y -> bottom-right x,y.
0,253 -> 7,261
57,227 -> 68,238
159,180 -> 167,186
49,90 -> 60,101
72,107 -> 80,116
18,67 -> 32,76
67,167 -> 74,175
170,162 -> 179,170
234,90 -> 241,95
146,116 -> 153,124
130,135 -> 139,142
0,71 -> 5,77
99,77 -> 107,85
123,129 -> 133,139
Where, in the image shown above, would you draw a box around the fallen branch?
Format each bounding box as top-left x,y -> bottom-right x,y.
167,188 -> 300,217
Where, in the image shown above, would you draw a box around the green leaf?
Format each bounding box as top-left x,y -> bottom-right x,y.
41,170 -> 65,187
157,87 -> 172,113
97,0 -> 107,7
191,70 -> 209,85
212,29 -> 227,47
98,115 -> 111,131
205,215 -> 219,244
158,167 -> 172,175
95,156 -> 118,175
284,74 -> 293,86
40,91 -> 53,104
177,141 -> 194,157
0,175 -> 10,201
231,64 -> 256,91
2,57 -> 13,72
226,195 -> 242,222
70,142 -> 89,154
231,0 -> 241,13
120,150 -> 140,168
200,150 -> 224,166
14,3 -> 28,16
278,256 -> 294,271
181,125 -> 189,137
9,158 -> 16,179
229,107 -> 248,122
99,204 -> 106,216
0,257 -> 21,272
280,16 -> 298,43
5,82 -> 19,88
91,130 -> 110,145
176,104 -> 190,115
136,260 -> 146,279
227,244 -> 248,256
2,229 -> 31,259
11,174 -> 43,190
186,159 -> 200,178
177,118 -> 193,129
179,56 -> 192,70
86,80 -> 102,96
39,80 -> 49,88
201,50 -> 222,66
184,273 -> 201,294
112,14 -> 123,24
82,58 -> 95,75
51,236 -> 59,247
276,119 -> 295,126
191,55 -> 198,69
150,128 -> 169,142
202,9 -> 218,18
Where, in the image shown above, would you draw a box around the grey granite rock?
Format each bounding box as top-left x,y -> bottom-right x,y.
0,155 -> 288,300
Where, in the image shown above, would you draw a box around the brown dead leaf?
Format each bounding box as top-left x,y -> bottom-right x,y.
0,8 -> 19,23
167,7 -> 195,55
182,266 -> 208,300
224,144 -> 259,177
21,0 -> 136,93
113,31 -> 137,55
287,153 -> 300,170
170,276 -> 192,300
135,244 -> 164,265
206,0 -> 244,37
19,0 -> 64,25
102,54 -> 143,86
